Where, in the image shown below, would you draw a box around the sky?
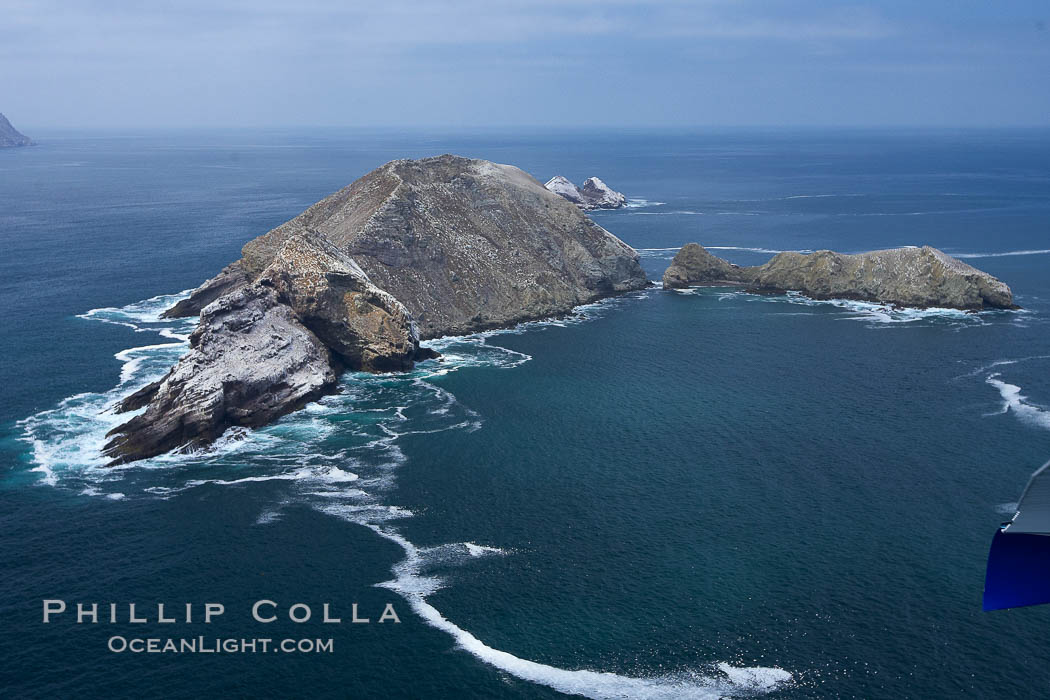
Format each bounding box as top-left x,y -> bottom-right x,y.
2,0 -> 1048,129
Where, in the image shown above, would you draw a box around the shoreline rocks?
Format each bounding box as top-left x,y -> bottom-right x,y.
104,284 -> 341,465
0,113 -> 33,147
544,175 -> 627,210
662,243 -> 1017,310
107,155 -> 647,463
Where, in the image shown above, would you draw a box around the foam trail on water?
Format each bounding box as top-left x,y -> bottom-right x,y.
781,193 -> 866,200
986,373 -> 1050,431
707,245 -> 808,254
464,542 -> 505,557
957,355 -> 1050,381
953,249 -> 1050,259
700,289 -> 998,328
623,198 -> 665,208
356,524 -> 791,700
628,210 -> 706,216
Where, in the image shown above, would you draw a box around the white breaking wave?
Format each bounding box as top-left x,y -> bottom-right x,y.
628,210 -> 704,216
986,373 -> 1050,431
623,198 -> 666,208
77,289 -> 196,327
707,245 -> 804,254
464,542 -> 505,557
781,193 -> 866,200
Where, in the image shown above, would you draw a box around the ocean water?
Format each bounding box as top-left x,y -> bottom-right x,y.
1,128 -> 1049,698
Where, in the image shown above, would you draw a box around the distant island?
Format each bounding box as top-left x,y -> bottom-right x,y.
102,155 -> 1015,465
662,243 -> 1016,310
545,175 -> 627,210
0,113 -> 33,147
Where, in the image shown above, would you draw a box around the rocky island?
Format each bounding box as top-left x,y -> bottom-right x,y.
544,175 -> 627,210
104,155 -> 648,464
662,243 -> 1016,310
104,158 -> 1019,465
0,113 -> 33,147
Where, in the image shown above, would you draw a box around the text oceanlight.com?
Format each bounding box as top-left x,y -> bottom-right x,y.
107,636 -> 334,654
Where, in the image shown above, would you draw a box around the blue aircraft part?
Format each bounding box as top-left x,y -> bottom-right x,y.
983,528 -> 1050,611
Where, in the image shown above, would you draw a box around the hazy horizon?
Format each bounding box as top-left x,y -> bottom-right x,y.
3,1 -> 1049,130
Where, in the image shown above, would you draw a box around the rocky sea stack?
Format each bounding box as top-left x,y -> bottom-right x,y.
105,155 -> 647,464
0,113 -> 33,147
662,243 -> 1016,310
544,176 -> 627,210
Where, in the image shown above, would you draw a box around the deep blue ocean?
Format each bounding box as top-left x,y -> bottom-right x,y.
1,128 -> 1049,699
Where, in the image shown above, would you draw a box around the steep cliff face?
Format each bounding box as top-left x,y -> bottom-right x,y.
662,243 -> 1016,310
0,113 -> 33,147
254,233 -> 421,372
110,155 -> 647,463
172,155 -> 647,338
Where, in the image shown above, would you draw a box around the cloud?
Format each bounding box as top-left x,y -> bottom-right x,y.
1,0 -> 895,59
0,0 -> 1046,127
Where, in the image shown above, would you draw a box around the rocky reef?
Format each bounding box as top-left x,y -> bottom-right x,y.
106,155 -> 647,463
661,243 -> 743,288
544,175 -> 627,210
0,113 -> 33,147
662,243 -> 1016,310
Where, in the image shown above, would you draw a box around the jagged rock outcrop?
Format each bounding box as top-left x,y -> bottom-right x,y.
579,177 -> 627,209
0,113 -> 33,147
172,155 -> 647,338
544,175 -> 627,210
104,284 -> 340,464
110,155 -> 646,463
162,261 -> 249,319
255,233 -> 422,372
662,243 -> 1017,310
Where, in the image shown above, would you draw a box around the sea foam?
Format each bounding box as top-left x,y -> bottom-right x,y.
362,524 -> 791,700
986,373 -> 1050,432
